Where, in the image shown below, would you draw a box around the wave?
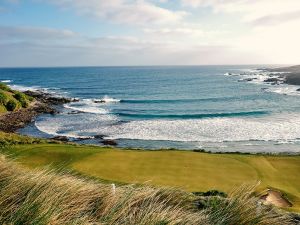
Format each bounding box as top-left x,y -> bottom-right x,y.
103,113 -> 300,143
95,95 -> 121,103
64,103 -> 109,114
8,84 -> 41,92
34,121 -> 93,139
264,85 -> 300,96
117,110 -> 269,119
34,113 -> 118,139
8,84 -> 64,96
121,96 -> 250,104
1,80 -> 12,83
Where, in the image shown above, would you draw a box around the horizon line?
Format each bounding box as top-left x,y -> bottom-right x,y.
0,63 -> 293,69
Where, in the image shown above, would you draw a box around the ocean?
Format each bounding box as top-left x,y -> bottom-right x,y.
1,65 -> 300,153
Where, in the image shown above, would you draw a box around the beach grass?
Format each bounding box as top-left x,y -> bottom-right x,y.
0,154 -> 294,224
1,140 -> 300,212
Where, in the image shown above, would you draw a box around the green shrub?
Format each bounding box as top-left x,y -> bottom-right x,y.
0,91 -> 8,105
0,83 -> 11,92
5,99 -> 18,111
14,92 -> 29,108
27,95 -> 34,101
193,190 -> 227,198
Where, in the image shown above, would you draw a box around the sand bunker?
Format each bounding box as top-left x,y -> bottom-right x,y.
261,189 -> 292,208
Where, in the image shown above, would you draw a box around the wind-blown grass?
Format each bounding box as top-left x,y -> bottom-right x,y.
0,154 -> 294,225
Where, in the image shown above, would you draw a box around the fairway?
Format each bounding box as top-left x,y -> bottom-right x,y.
2,143 -> 300,211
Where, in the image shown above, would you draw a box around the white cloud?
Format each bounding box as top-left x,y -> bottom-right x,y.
0,25 -> 250,67
235,20 -> 300,64
181,0 -> 300,26
47,0 -> 187,26
0,26 -> 76,40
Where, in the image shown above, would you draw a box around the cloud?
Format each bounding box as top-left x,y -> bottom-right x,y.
181,0 -> 300,26
46,0 -> 187,26
0,26 -> 76,41
0,25 -> 251,67
250,10 -> 300,26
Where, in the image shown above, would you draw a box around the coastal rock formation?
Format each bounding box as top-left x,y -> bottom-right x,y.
0,101 -> 55,132
0,90 -> 76,133
102,139 -> 118,146
285,73 -> 300,85
51,136 -> 69,142
23,90 -> 77,105
264,78 -> 281,83
268,65 -> 300,85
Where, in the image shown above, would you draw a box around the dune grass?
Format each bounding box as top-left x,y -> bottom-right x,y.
0,154 -> 294,224
1,138 -> 300,212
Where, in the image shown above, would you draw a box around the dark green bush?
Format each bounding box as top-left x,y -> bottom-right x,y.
5,100 -> 18,111
14,92 -> 29,108
193,190 -> 227,197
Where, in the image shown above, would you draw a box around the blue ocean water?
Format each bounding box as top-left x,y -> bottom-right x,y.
1,65 -> 300,153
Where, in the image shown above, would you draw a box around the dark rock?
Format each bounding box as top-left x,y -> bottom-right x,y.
94,100 -> 106,103
297,88 -> 300,91
23,90 -> 75,105
73,137 -> 93,141
67,110 -> 82,115
51,136 -> 69,142
102,139 -> 118,146
94,134 -> 107,139
264,78 -> 281,83
285,73 -> 300,85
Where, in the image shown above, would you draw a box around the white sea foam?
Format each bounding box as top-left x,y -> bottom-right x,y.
95,95 -> 121,103
264,85 -> 300,96
1,80 -> 12,83
8,84 -> 65,96
64,99 -> 109,114
8,84 -> 41,92
35,113 -> 118,138
34,112 -> 300,148
103,113 -> 300,143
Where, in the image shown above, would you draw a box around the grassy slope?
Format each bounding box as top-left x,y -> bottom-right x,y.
2,142 -> 300,212
0,82 -> 32,113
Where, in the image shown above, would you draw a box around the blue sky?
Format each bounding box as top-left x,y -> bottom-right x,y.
0,0 -> 300,67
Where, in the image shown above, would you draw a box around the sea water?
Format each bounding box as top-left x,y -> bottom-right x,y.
1,65 -> 300,153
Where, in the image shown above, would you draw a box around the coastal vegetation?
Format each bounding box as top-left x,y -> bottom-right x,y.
1,132 -> 300,213
0,152 -> 294,224
0,82 -> 33,113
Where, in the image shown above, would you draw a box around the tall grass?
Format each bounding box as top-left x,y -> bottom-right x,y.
0,154 -> 295,225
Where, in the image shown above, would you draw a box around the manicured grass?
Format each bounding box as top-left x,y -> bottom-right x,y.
1,143 -> 300,211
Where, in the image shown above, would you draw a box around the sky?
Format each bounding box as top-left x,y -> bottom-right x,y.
0,0 -> 300,67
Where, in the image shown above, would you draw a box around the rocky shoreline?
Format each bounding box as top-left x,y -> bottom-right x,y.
268,65 -> 300,85
228,65 -> 300,89
0,90 -> 119,146
0,90 -> 76,133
